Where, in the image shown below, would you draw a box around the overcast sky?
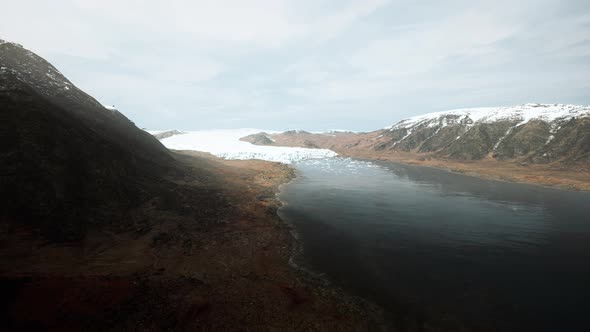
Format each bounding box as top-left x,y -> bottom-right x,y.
2,0 -> 589,131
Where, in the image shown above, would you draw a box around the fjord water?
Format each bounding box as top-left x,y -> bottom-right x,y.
278,158 -> 590,331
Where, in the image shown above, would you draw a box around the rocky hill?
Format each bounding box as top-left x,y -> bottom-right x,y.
242,132 -> 275,145
377,104 -> 590,164
0,39 -> 178,242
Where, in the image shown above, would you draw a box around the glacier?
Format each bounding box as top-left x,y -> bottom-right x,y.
152,128 -> 338,164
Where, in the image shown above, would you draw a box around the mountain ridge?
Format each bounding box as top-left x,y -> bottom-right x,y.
0,38 -> 179,242
386,103 -> 590,130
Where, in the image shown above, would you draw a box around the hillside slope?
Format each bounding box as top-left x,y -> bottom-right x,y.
0,39 -> 178,241
378,104 -> 590,164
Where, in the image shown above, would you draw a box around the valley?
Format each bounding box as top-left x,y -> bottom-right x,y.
2,32 -> 590,332
0,40 -> 384,330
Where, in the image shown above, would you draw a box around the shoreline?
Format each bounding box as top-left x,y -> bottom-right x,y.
240,130 -> 590,192
366,157 -> 590,193
276,168 -> 334,279
332,150 -> 590,192
272,164 -> 390,328
263,154 -> 590,331
177,151 -> 389,328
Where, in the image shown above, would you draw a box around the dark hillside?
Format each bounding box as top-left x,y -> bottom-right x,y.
0,40 -> 176,242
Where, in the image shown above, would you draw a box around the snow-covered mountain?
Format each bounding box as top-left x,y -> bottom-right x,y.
387,103 -> 589,131
151,129 -> 337,164
377,103 -> 590,162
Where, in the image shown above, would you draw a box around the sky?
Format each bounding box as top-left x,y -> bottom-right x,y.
1,0 -> 589,131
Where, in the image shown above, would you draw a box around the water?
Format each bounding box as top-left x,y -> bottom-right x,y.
278,158 -> 590,331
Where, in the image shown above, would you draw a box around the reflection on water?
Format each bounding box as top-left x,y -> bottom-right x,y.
279,157 -> 590,331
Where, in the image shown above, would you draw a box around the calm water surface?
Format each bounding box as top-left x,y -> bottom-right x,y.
278,158 -> 590,331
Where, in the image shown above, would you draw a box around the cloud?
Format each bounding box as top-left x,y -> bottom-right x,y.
119,53 -> 227,83
1,0 -> 589,131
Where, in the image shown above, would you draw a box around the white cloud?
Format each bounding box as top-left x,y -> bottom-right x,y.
1,0 -> 588,131
119,54 -> 227,83
348,9 -> 520,78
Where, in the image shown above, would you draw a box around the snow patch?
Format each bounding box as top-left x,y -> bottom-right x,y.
545,135 -> 555,145
424,126 -> 443,143
314,129 -> 358,134
493,120 -> 527,151
549,123 -> 561,134
0,39 -> 19,47
392,128 -> 414,148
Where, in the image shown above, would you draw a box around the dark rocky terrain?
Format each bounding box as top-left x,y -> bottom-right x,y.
243,132 -> 276,145
0,39 -> 175,242
0,40 -> 384,331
